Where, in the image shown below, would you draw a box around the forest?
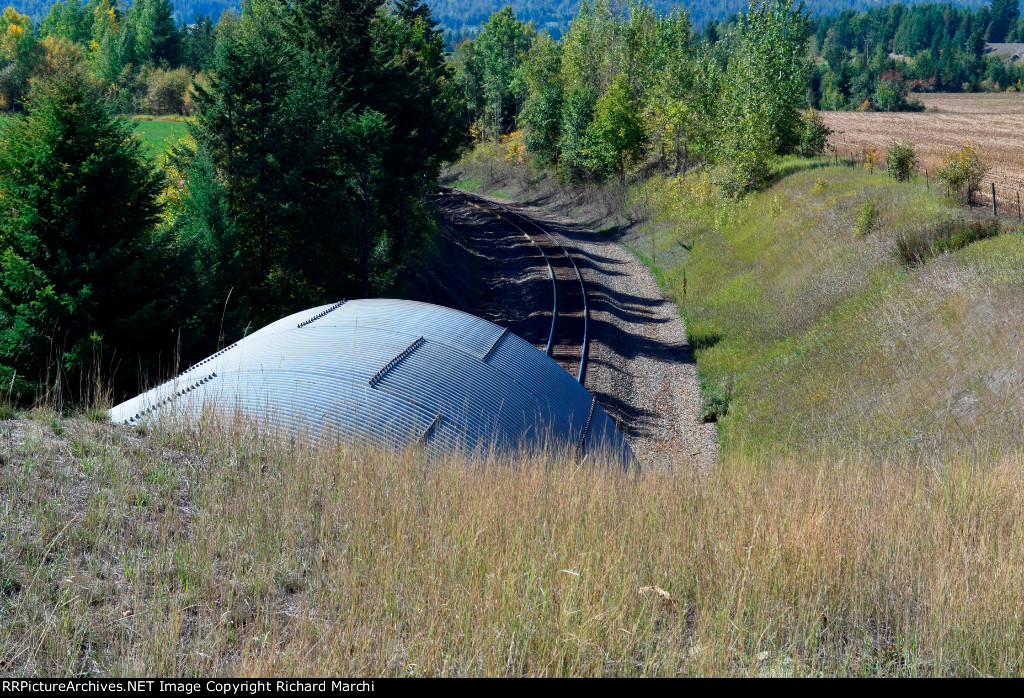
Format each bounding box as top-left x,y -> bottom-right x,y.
0,0 -> 464,404
6,0 -> 998,41
808,0 -> 1024,108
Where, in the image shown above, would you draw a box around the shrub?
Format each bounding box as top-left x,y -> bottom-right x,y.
935,138 -> 988,204
501,129 -> 528,166
144,67 -> 195,116
699,378 -> 732,423
863,146 -> 881,174
896,219 -> 1001,266
684,171 -> 716,205
853,199 -> 879,237
886,141 -> 917,182
798,108 -> 832,157
812,177 -> 828,193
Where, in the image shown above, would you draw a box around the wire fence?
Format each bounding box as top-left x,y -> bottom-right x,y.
832,146 -> 1024,222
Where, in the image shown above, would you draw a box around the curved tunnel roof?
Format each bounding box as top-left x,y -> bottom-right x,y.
110,299 -> 631,462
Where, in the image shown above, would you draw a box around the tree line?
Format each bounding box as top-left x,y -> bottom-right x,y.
453,0 -> 823,193
429,0 -> 994,47
0,0 -> 464,405
1,0 -> 1016,407
1,0 -> 225,115
806,0 -> 1024,110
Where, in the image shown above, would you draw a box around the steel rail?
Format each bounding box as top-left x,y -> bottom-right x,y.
445,187 -> 590,384
456,190 -> 557,357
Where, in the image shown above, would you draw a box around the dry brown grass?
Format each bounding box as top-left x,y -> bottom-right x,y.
4,413 -> 1024,676
823,93 -> 1024,211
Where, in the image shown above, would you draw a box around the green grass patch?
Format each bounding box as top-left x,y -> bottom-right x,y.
896,218 -> 1001,266
3,114 -> 187,158
638,156 -> 1021,459
453,175 -> 483,192
130,116 -> 189,158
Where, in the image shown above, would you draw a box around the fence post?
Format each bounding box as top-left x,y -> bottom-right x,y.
1018,191 -> 1022,221
925,169 -> 929,190
992,183 -> 998,216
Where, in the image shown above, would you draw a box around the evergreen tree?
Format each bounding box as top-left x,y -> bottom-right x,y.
180,14 -> 217,71
988,0 -> 1020,42
134,0 -> 181,67
0,68 -> 168,403
39,0 -> 93,45
371,7 -> 464,254
392,0 -> 438,32
189,0 -> 321,323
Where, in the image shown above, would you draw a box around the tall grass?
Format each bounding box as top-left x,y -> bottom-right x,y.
3,415 -> 1024,676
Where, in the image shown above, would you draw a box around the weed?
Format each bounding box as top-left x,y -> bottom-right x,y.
886,141 -> 917,182
853,199 -> 879,237
687,321 -> 723,352
83,407 -> 109,422
5,415 -> 1024,675
896,219 -> 1001,266
699,379 -> 731,423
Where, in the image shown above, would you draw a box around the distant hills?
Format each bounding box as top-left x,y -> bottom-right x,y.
11,0 -> 237,24
9,0 -> 994,38
433,0 -> 990,39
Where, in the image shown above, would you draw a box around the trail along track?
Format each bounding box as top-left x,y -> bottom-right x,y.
433,188 -> 718,469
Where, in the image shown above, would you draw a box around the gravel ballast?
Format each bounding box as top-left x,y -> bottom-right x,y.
432,190 -> 718,469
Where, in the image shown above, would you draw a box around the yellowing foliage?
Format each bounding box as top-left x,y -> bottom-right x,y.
38,36 -> 85,77
862,145 -> 881,173
157,134 -> 195,225
936,137 -> 989,198
501,130 -> 527,165
1,8 -> 32,62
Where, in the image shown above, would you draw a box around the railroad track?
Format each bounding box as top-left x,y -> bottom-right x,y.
440,187 -> 590,384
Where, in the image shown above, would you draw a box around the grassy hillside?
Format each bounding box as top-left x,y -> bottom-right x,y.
650,161 -> 1024,459
4,145 -> 1024,676
450,149 -> 1024,461
3,413 -> 1024,676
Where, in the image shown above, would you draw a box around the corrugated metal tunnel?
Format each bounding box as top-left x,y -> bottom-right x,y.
110,299 -> 632,462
